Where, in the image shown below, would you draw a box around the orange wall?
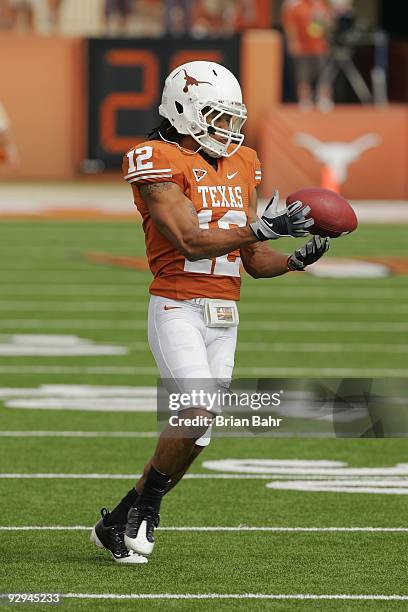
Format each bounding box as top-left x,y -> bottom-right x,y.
241,29 -> 283,146
0,35 -> 84,180
258,105 -> 408,200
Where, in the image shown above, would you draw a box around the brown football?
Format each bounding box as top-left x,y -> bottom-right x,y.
286,188 -> 358,238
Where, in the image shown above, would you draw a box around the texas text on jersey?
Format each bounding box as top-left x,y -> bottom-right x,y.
122,140 -> 262,301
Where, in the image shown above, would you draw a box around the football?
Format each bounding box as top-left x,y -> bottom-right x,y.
286,188 -> 358,238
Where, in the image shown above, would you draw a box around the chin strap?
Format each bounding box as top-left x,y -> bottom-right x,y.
201,147 -> 222,159
198,135 -> 226,158
158,131 -> 202,156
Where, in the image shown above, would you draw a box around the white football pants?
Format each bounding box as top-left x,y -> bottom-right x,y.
148,295 -> 238,446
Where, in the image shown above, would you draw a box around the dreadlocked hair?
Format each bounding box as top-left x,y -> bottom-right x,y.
148,118 -> 182,143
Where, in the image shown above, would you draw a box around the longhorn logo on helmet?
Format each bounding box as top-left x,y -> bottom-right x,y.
177,69 -> 213,93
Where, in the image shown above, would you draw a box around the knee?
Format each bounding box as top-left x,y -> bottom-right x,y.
175,407 -> 214,440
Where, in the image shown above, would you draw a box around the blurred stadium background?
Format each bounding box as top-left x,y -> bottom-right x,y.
0,0 -> 407,607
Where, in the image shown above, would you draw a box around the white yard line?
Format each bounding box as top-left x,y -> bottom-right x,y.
131,341 -> 408,354
4,338 -> 406,355
0,303 -> 148,312
239,322 -> 408,331
0,366 -> 407,376
61,594 -> 408,601
1,320 -> 408,332
237,343 -> 408,353
0,431 -> 371,440
0,473 -> 270,479
1,526 -> 407,532
2,594 -> 407,603
1,473 -> 408,482
0,319 -> 408,334
235,367 -> 408,376
1,287 -> 150,296
68,594 -> 408,601
0,431 -> 157,438
0,320 -> 147,329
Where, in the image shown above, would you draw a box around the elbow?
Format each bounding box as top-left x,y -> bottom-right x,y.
246,267 -> 261,279
180,234 -> 205,261
242,261 -> 261,279
178,243 -> 200,262
183,249 -> 202,262
248,269 -> 261,279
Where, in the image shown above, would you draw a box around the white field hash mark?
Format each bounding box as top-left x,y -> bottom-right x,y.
1,366 -> 408,377
0,334 -> 128,356
1,526 -> 408,532
0,385 -> 157,412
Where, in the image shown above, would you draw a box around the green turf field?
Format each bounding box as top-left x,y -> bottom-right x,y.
0,219 -> 407,610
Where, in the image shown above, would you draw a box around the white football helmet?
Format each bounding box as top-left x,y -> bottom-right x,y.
159,61 -> 247,158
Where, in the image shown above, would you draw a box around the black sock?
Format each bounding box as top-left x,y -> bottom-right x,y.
103,488 -> 139,526
135,466 -> 171,514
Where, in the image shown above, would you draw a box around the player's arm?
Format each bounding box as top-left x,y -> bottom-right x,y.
139,181 -> 258,261
139,177 -> 313,262
240,188 -> 291,278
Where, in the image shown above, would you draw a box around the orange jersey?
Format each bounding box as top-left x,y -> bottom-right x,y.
123,140 -> 262,301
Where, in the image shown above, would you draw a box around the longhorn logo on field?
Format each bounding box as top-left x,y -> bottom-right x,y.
177,69 -> 212,93
295,133 -> 381,193
203,459 -> 408,495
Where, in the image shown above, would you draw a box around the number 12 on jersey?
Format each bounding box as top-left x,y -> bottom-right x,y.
184,210 -> 247,277
126,146 -> 153,172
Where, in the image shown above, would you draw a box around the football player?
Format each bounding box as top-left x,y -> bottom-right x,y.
91,61 -> 330,563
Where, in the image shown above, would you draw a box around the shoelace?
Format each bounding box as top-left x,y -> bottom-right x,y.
100,507 -> 130,556
111,524 -> 130,556
128,507 -> 160,539
101,507 -> 110,519
107,525 -> 132,556
141,510 -> 160,540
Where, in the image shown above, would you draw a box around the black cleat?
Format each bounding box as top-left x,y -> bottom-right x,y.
124,506 -> 160,556
90,508 -> 148,564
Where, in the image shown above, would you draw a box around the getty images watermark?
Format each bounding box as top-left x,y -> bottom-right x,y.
157,379 -> 286,437
157,378 -> 408,438
167,388 -> 283,429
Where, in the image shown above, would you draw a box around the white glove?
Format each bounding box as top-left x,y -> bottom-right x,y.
287,235 -> 331,271
250,190 -> 314,240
